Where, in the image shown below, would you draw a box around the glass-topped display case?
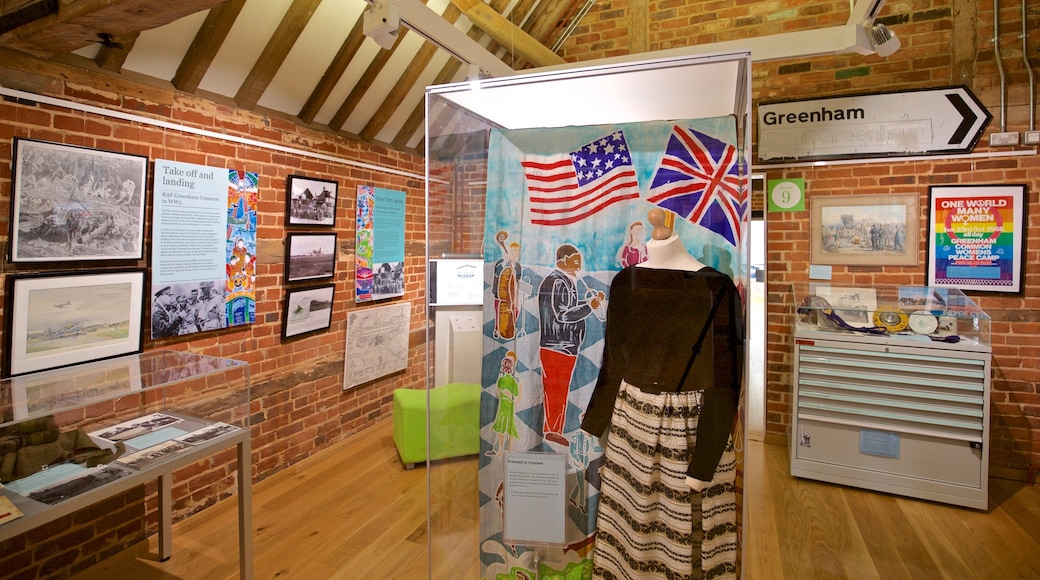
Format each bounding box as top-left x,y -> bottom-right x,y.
0,350 -> 253,577
792,282 -> 991,348
789,283 -> 991,509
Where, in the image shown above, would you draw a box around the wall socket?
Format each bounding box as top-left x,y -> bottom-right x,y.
1024,131 -> 1040,145
989,132 -> 1021,146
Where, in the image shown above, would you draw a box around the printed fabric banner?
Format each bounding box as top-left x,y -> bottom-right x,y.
226,170 -> 257,326
478,117 -> 746,580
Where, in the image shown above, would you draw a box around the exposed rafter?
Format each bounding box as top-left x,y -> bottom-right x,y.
235,0 -> 324,110
173,0 -> 248,93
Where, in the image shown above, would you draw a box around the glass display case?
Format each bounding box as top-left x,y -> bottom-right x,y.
425,51 -> 753,579
0,350 -> 252,577
789,283 -> 991,509
792,282 -> 991,347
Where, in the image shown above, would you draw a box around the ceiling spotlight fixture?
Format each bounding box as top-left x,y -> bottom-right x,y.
363,0 -> 400,51
870,23 -> 901,57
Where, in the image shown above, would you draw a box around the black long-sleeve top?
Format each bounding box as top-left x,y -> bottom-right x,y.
580,265 -> 745,481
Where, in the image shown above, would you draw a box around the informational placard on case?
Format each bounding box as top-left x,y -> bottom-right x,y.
429,259 -> 483,306
860,429 -> 900,459
503,452 -> 567,546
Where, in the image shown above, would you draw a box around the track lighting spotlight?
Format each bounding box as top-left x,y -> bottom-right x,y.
870,23 -> 901,57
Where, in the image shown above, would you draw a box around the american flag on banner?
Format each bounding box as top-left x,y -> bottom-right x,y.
522,131 -> 640,226
647,125 -> 747,246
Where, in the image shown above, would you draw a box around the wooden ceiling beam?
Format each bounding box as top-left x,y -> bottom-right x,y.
449,0 -> 564,67
235,0 -> 323,110
173,0 -> 247,93
361,4 -> 463,143
298,15 -> 366,124
94,31 -> 139,72
328,30 -> 407,132
0,0 -> 228,59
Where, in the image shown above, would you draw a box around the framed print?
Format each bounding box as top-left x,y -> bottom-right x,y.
287,174 -> 338,227
285,232 -> 337,283
810,193 -> 919,266
927,184 -> 1026,293
9,138 -> 148,263
282,285 -> 335,340
4,270 -> 145,377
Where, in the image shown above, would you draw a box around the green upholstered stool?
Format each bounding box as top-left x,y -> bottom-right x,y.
392,383 -> 480,469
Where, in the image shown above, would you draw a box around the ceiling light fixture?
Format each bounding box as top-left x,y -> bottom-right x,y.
869,22 -> 900,57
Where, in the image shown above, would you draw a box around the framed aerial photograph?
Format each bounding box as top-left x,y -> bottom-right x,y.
926,184 -> 1026,293
3,270 -> 145,377
285,232 -> 337,283
286,174 -> 338,227
9,138 -> 148,263
282,285 -> 335,340
810,193 -> 920,266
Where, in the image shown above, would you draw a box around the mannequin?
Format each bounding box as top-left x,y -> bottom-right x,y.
638,207 -> 706,273
581,209 -> 743,579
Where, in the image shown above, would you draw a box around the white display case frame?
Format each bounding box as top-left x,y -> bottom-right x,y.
0,350 -> 253,578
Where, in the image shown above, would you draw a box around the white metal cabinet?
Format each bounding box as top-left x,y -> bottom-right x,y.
791,329 -> 990,509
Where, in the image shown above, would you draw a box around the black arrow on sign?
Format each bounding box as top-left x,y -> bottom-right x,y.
946,92 -> 978,145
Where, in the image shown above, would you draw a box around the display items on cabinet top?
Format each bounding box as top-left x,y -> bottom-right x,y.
0,350 -> 250,517
793,283 -> 990,346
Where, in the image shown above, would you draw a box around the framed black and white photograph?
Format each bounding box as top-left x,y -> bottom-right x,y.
4,270 -> 145,377
282,285 -> 335,340
287,174 -> 338,227
286,232 -> 337,283
9,138 -> 148,263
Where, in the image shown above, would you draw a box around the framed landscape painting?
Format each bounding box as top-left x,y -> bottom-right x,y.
9,138 -> 148,263
4,270 -> 145,377
810,193 -> 920,266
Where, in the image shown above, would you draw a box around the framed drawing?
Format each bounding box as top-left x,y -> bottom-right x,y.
285,232 -> 337,283
9,138 -> 148,263
810,193 -> 919,266
926,184 -> 1026,293
286,174 -> 338,227
3,270 -> 145,377
282,285 -> 335,340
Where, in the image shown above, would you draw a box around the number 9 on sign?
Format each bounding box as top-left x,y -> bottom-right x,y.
768,178 -> 805,212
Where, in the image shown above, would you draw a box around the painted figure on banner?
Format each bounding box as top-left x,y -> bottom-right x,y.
493,231 -> 523,340
487,351 -> 521,457
616,220 -> 648,267
537,244 -> 605,447
568,416 -> 599,516
226,170 -> 257,326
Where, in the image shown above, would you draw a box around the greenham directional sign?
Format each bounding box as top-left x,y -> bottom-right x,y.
757,86 -> 991,162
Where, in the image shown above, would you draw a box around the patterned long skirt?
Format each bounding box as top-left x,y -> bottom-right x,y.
593,380 -> 737,580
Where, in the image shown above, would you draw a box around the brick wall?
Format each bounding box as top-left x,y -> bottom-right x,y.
558,0 -> 1040,479
0,69 -> 431,577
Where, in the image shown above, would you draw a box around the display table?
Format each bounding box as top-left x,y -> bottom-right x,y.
0,351 -> 253,578
790,284 -> 991,509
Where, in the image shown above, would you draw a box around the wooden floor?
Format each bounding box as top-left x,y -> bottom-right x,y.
74,422 -> 1040,579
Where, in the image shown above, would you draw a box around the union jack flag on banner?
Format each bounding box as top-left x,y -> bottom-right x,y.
522,131 -> 640,226
647,125 -> 747,246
